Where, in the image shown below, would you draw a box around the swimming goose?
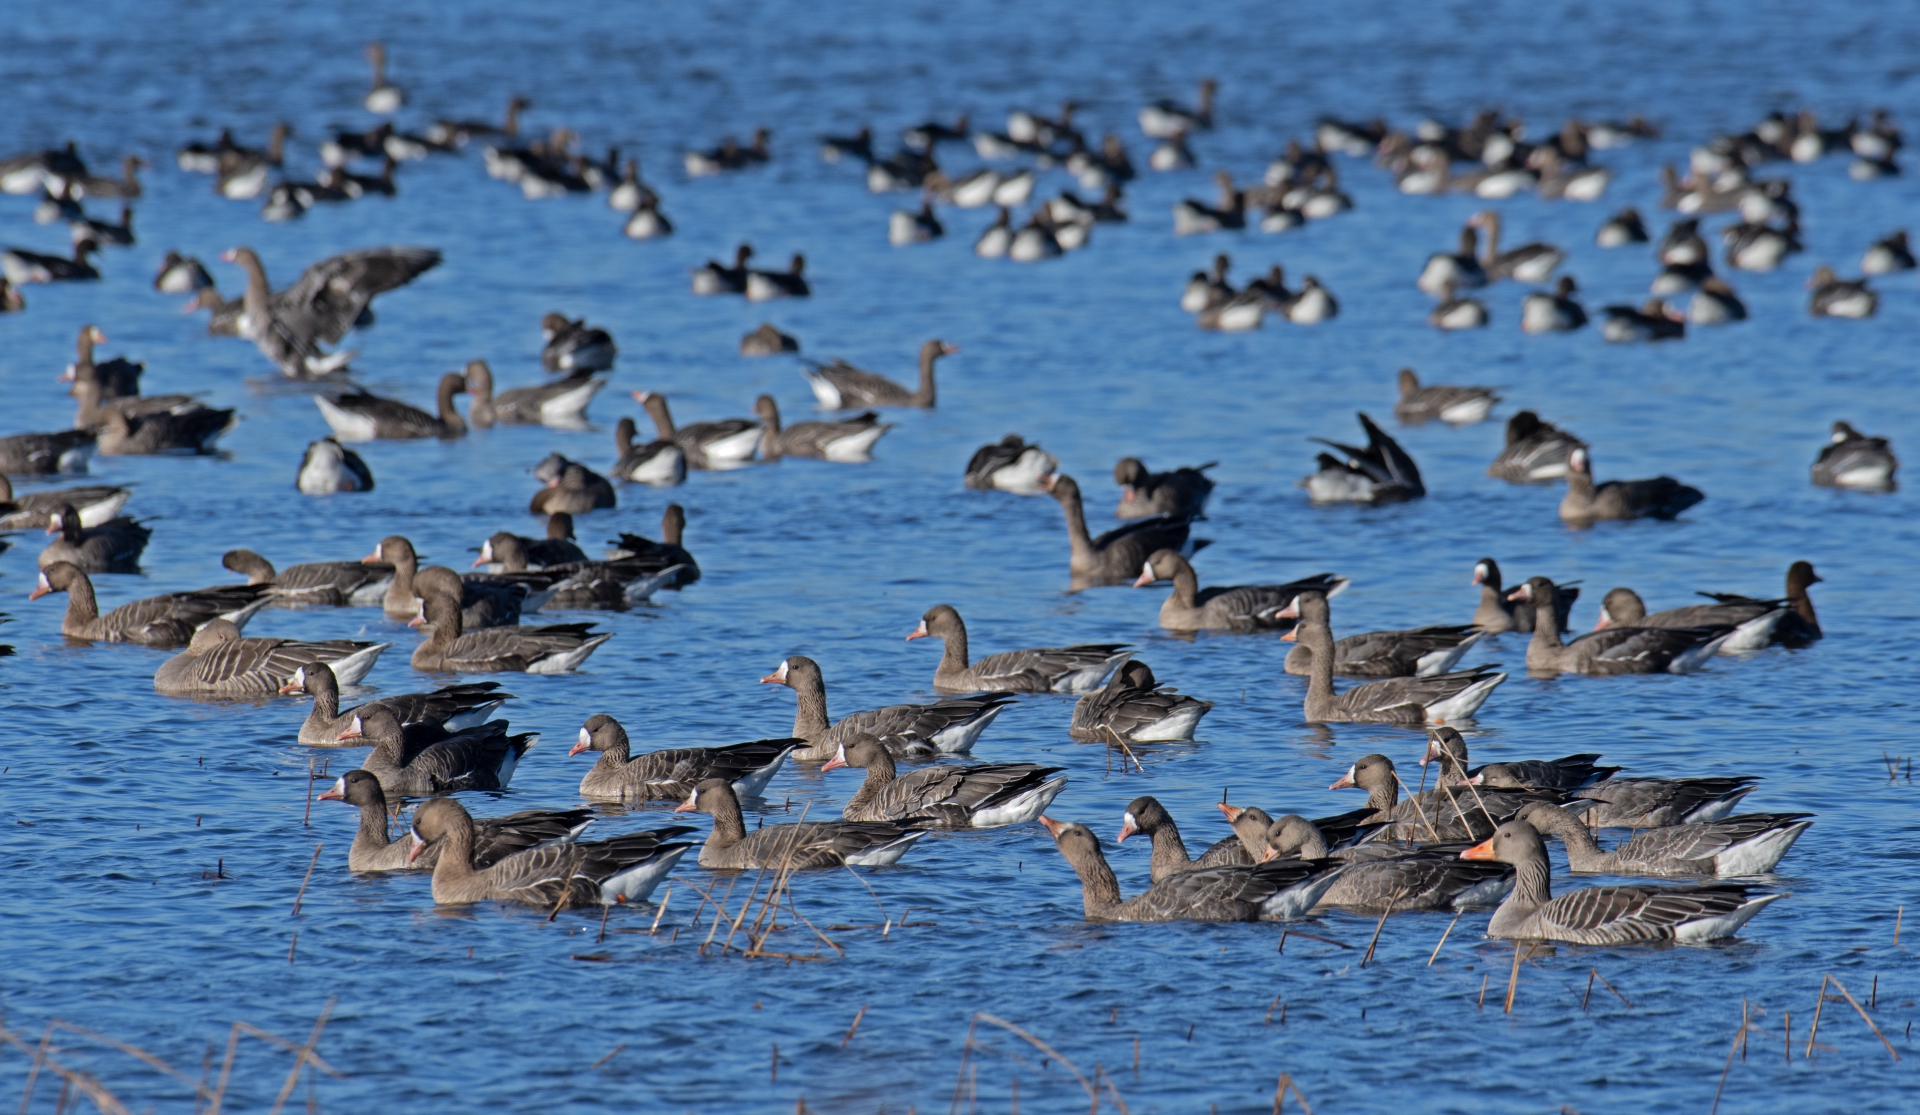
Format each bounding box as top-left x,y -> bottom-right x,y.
1393,369 -> 1499,425
409,587 -> 612,674
606,158 -> 658,211
909,604 -> 1128,694
82,390 -> 236,456
902,114 -> 970,153
528,454 -> 618,513
945,168 -> 1005,208
1807,266 -> 1876,318
1277,603 -> 1480,679
603,504 -> 700,587
284,661 -> 508,747
359,41 -> 403,113
1459,820 -> 1782,942
209,124 -> 289,198
30,562 -> 267,647
1468,558 -> 1577,634
1471,210 -> 1563,283
687,243 -> 755,295
1301,412 -> 1425,503
1428,280 -> 1489,330
609,417 -> 687,487
1172,171 -> 1245,235
1289,594 -> 1506,724
477,516 -> 587,570
753,395 -> 889,462
1181,254 -> 1232,312
0,430 -> 95,476
823,737 -> 1065,829
220,549 -> 391,609
1595,207 -> 1649,247
539,313 -> 616,372
1600,299 -> 1685,342
153,251 -> 212,294
867,148 -> 938,193
1510,577 -> 1729,674
677,778 -> 924,869
801,339 -> 956,409
1594,585 -> 1786,652
1417,226 -> 1487,295
1044,474 -> 1199,588
369,536 -> 546,628
2,241 -> 100,284
1723,218 -> 1800,273
1045,816 -> 1344,923
1147,131 -> 1196,172
818,125 -> 873,165
1135,551 -> 1344,634
154,619 -> 386,696
965,435 -> 1058,493
1113,458 -> 1214,518
1517,801 -> 1810,879
622,196 -> 674,239
1486,411 -> 1584,485
739,322 -> 799,356
1196,288 -> 1264,331
1657,218 -> 1708,266
1117,796 -> 1251,881
1573,776 -> 1761,828
571,713 -> 795,803
430,95 -> 528,149
1687,276 -> 1747,325
316,373 -> 466,441
1560,447 -> 1702,522
744,254 -> 810,301
1861,230 -> 1914,274
408,797 -> 689,908
60,323 -> 153,402
973,207 -> 1013,258
295,437 -> 374,494
465,361 -> 603,428
1813,422 -> 1897,489
1140,79 -> 1216,138
69,204 -> 133,249
887,199 -> 943,246
0,475 -> 127,531
1533,149 -> 1611,202
1275,275 -> 1338,324
1328,753 -> 1547,842
632,391 -> 759,469
39,505 -> 148,573
1261,815 -> 1513,914
1008,212 -> 1065,262
69,151 -> 144,197
175,131 -> 238,174
318,769 -> 589,873
684,128 -> 771,177
415,564 -> 552,631
760,655 -> 1013,763
1422,727 -> 1616,792
1069,659 -> 1213,742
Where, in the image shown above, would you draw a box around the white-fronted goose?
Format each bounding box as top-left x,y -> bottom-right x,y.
1278,602 -> 1481,679
823,737 -> 1065,828
1181,254 -> 1231,312
1113,458 -> 1214,518
175,130 -> 237,174
1460,820 -> 1782,942
529,454 -> 618,513
1262,815 -> 1513,913
571,714 -> 795,803
964,435 -> 1057,494
909,604 -> 1128,694
1560,448 -> 1703,522
760,655 -> 1013,763
478,517 -> 586,569
296,438 -> 374,494
632,391 -> 759,469
902,114 -> 970,153
1289,594 -> 1505,724
610,418 -> 686,487
1862,230 -> 1914,274
1147,131 -> 1195,172
69,205 -> 134,249
1136,551 -> 1345,634
1601,299 -> 1686,342
78,385 -> 235,456
1116,795 -> 1250,882
974,207 -> 1013,258
39,505 -> 149,573
1813,421 -> 1897,489
607,158 -> 658,210
1423,727 -> 1616,792
0,430 -> 95,476
409,797 -> 689,908
1486,411 -> 1585,484
677,778 -> 923,869
476,534 -> 683,609
0,475 -> 126,531
316,374 -> 466,441
320,769 -> 590,873
1302,412 -> 1425,502
1723,217 -> 1800,273
1509,577 -> 1729,674
1658,217 -> 1707,264
685,129 -> 771,177
819,126 -> 873,164
30,562 -> 268,646
1331,753 -> 1551,842
753,396 -> 890,462
745,254 -> 810,301
540,314 -> 617,372
1196,288 -> 1262,331
1470,559 -> 1577,634
1044,473 -> 1199,588
1572,776 -> 1761,827
1140,79 -> 1216,138
372,536 -> 547,628
154,619 -> 386,696
1428,280 -> 1489,330
801,339 -> 957,409
1521,277 -> 1589,333
1068,659 -> 1213,742
336,706 -> 535,795
410,587 -> 611,674
1172,171 -> 1246,235
1806,266 -> 1876,318
221,549 -> 392,608
1687,277 -> 1747,325
691,244 -> 754,295
887,200 -> 943,245
73,154 -> 145,200
1595,584 -> 1789,652
1417,226 -> 1486,295
284,661 -> 508,747
1471,210 -> 1563,283
465,360 -> 604,428
623,197 -> 674,239
2,241 -> 100,284
604,504 -> 700,587
1044,816 -> 1344,923
1595,207 -> 1648,247
360,42 -> 402,113
739,323 -> 799,356
219,245 -> 440,377
1517,801 -> 1810,878
1393,369 -> 1499,426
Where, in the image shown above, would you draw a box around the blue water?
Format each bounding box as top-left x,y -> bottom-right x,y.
2,1 -> 1917,1111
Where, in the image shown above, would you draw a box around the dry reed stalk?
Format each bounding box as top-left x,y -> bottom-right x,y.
1871,975 -> 1878,1009
770,1042 -> 777,1082
1132,1036 -> 1139,1072
1360,891 -> 1404,968
1428,912 -> 1461,966
700,877 -> 740,952
1264,995 -> 1283,1025
951,1014 -> 1096,1115
1783,1011 -> 1790,1064
597,900 -> 610,943
841,1006 -> 867,1048
1804,975 -> 1829,1058
1826,975 -> 1900,1061
202,1016 -> 343,1115
1271,1072 -> 1314,1114
302,756 -> 314,827
286,934 -> 297,964
1589,970 -> 1630,1008
1389,771 -> 1441,842
1582,968 -> 1595,1010
649,884 -> 672,935
1477,973 -> 1488,1010
0,1027 -> 133,1115
1895,906 -> 1903,947
588,1043 -> 624,1070
290,843 -> 322,917
265,999 -> 334,1115
1707,1003 -> 1751,1115
1094,1064 -> 1130,1114
1503,943 -> 1526,1013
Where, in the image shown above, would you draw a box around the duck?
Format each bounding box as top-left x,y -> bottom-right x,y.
1327,753 -> 1548,842
974,207 -> 1014,258
1687,277 -> 1747,325
153,619 -> 386,697
1172,171 -> 1245,235
1260,815 -> 1514,914
1113,458 -> 1214,518
528,454 -> 618,513
801,339 -> 956,409
691,245 -> 755,295
406,797 -> 689,908
1140,79 -> 1216,138
1601,299 -> 1686,342
964,435 -> 1058,493
153,251 -> 212,294
295,437 -> 374,494
1559,447 -> 1703,522
908,604 -> 1128,694
571,714 -> 794,804
317,769 -> 589,874
632,391 -> 759,469
622,197 -> 673,239
1301,412 -> 1425,503
739,322 -> 799,356
822,738 -> 1065,829
539,313 -> 616,372
409,585 -> 612,674
1595,207 -> 1650,247
315,374 -> 466,441
1509,577 -> 1729,674
1287,593 -> 1506,725
0,430 -> 96,476
1277,602 -> 1482,678
1417,226 -> 1487,295
1116,796 -> 1250,881
684,129 -> 771,177
283,661 -> 508,747
1807,266 -> 1877,318
1861,230 -> 1915,274
1393,369 -> 1499,425
1459,820 -> 1782,942
760,655 -> 1013,764
753,395 -> 889,463
220,549 -> 392,609
1486,411 -> 1584,485
39,504 -> 149,573
465,360 -> 603,428
1513,801 -> 1811,879
1134,551 -> 1344,634
2,241 -> 100,285
603,504 -> 700,587
1468,558 -> 1578,634
609,417 -> 687,487
0,475 -> 127,531
1043,473 -> 1199,588
1043,816 -> 1344,923
1813,422 -> 1897,489
368,536 -> 548,628
1422,727 -> 1616,792
1573,776 -> 1762,828
887,199 -> 943,246
744,254 -> 810,301
1428,280 -> 1490,330
675,778 -> 924,869
29,562 -> 268,647
1471,210 -> 1563,283
1068,659 -> 1213,743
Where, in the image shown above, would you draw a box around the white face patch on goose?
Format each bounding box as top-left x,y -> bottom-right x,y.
35,572 -> 49,590
291,666 -> 305,686
479,540 -> 494,562
1122,811 -> 1137,830
577,727 -> 591,748
1473,561 -> 1488,584
771,660 -> 789,681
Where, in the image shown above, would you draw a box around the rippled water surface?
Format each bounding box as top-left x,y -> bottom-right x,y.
3,1 -> 1919,1111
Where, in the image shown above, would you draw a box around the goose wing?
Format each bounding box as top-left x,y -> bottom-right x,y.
1357,412 -> 1424,494
1534,883 -> 1759,943
277,247 -> 442,344
1339,664 -> 1502,718
885,763 -> 1063,823
448,623 -> 600,668
192,638 -> 375,690
1089,512 -> 1193,556
1333,624 -> 1480,676
332,391 -> 441,434
276,560 -> 391,601
835,695 -> 1014,754
1576,777 -> 1760,826
1614,813 -> 1814,865
739,821 -> 914,868
803,359 -> 911,406
637,739 -> 799,791
964,438 -> 1028,485
476,842 -> 585,906
969,645 -> 1127,690
469,808 -> 597,868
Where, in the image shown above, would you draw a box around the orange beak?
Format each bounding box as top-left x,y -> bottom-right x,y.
1216,802 -> 1245,822
26,584 -> 50,601
361,546 -> 382,563
337,721 -> 362,742
407,615 -> 425,628
1329,768 -> 1356,790
1275,599 -> 1299,620
1279,629 -> 1297,642
821,752 -> 847,773
758,672 -> 784,684
1039,816 -> 1065,838
1259,847 -> 1279,863
568,728 -> 592,758
905,620 -> 928,641
316,778 -> 344,801
1460,836 -> 1497,861
277,679 -> 304,695
1132,563 -> 1155,588
673,793 -> 698,814
406,834 -> 427,863
1593,613 -> 1611,631
1116,814 -> 1137,842
1505,586 -> 1529,602
471,556 -> 487,569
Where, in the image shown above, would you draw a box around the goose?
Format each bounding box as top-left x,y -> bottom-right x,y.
684,128 -> 771,177
539,314 -> 616,372
464,360 -> 603,428
29,562 -> 267,647
1573,776 -> 1762,828
1181,254 -> 1232,312
1277,603 -> 1481,679
606,159 -> 657,211
1008,212 -> 1064,262
691,245 -> 754,295
1428,280 -> 1489,329
0,430 -> 95,476
408,797 -> 689,908
1559,447 -> 1702,522
801,339 -> 956,409
1043,473 -> 1199,588
1657,217 -> 1708,265
1327,753 -> 1550,842
974,207 -> 1013,258
430,95 -> 528,149
1723,219 -> 1800,273
1459,820 -> 1783,942
603,504 -> 700,587
1422,727 -> 1616,792
478,516 -> 587,570
1593,583 -> 1791,653
295,437 -> 374,494
1534,150 -> 1611,201
1468,558 -> 1578,634
739,322 -> 799,356
1417,226 -> 1487,294
219,245 -> 440,378
175,130 -> 238,174
902,114 -> 970,153
1276,275 -> 1338,324
87,401 -> 235,457
908,604 -> 1128,694
1394,145 -> 1451,195
1196,289 -> 1264,331
753,395 -> 889,462
1487,412 -> 1584,484
1807,267 -> 1876,318
1861,230 -> 1914,274
745,254 -> 809,301
1135,551 -> 1345,634
1601,299 -> 1686,342
1113,458 -> 1214,518
1147,131 -> 1196,172
1813,422 -> 1897,489
315,373 -> 466,441
817,125 -> 873,165
220,549 -> 392,609
609,417 -> 687,487
284,662 -> 508,747
1509,577 -> 1729,674
1288,593 -> 1505,724
1088,181 -> 1129,221
676,778 -> 924,869
528,454 -> 618,514
760,654 -> 1013,764
474,533 -> 685,609
318,770 -> 589,873
1515,801 -> 1810,879
571,714 -> 794,803
1687,277 -> 1748,324
69,204 -> 133,248
963,435 -> 1057,494
823,738 -> 1065,829
1471,210 -> 1563,282
0,475 -> 127,531
888,200 -> 943,246
1393,369 -> 1498,425
1116,796 -> 1250,881
368,536 -> 549,628
360,41 -> 403,113
1520,276 -> 1588,333
1288,165 -> 1354,219
1595,207 -> 1649,247
1849,154 -> 1899,180
632,391 -> 760,469
59,323 -> 153,405
209,124 -> 289,198
2,241 -> 100,284
1043,816 -> 1344,923
154,619 -> 386,696
0,142 -> 87,195
1068,659 -> 1213,743
1172,171 -> 1244,235
409,587 -> 612,674
39,505 -> 148,573
72,153 -> 144,200
1140,79 -> 1216,138
154,251 -> 212,294
0,277 -> 22,313
866,148 -> 937,193
1301,412 -> 1425,503
622,196 -> 673,239
34,188 -> 82,225
1260,815 -> 1514,914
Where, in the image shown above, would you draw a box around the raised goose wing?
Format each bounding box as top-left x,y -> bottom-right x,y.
1536,883 -> 1759,943
1357,412 -> 1424,494
276,247 -> 442,344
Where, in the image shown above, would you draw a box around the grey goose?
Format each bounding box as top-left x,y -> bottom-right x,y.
1559,447 -> 1703,522
1135,550 -> 1345,634
801,339 -> 957,409
822,736 -> 1066,828
30,562 -> 269,646
319,769 -> 591,873
571,714 -> 796,804
908,604 -> 1129,694
760,654 -> 1013,762
1515,801 -> 1811,878
1287,591 -> 1505,724
281,661 -> 509,747
676,778 -> 924,870
154,619 -> 386,697
222,548 -> 392,609
1043,816 -> 1345,923
1509,577 -> 1729,674
1068,659 -> 1213,742
1044,473 -> 1199,588
335,706 -> 535,796
408,797 -> 690,908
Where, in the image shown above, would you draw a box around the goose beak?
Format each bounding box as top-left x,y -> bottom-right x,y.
673,789 -> 698,814
1460,836 -> 1497,861
1506,585 -> 1530,602
337,717 -> 363,742
1132,563 -> 1155,588
1038,474 -> 1056,492
1471,566 -> 1485,585
361,546 -> 382,563
821,746 -> 848,773
26,580 -> 50,601
1039,816 -> 1066,838
1116,812 -> 1138,842
1329,766 -> 1356,790
406,614 -> 425,628
1216,802 -> 1245,822
1275,599 -> 1300,619
1260,847 -> 1279,863
406,832 -> 427,863
316,777 -> 346,801
1279,628 -> 1297,642
905,620 -> 928,641
568,727 -> 592,757
277,678 -> 304,695
219,248 -> 237,263
759,660 -> 789,684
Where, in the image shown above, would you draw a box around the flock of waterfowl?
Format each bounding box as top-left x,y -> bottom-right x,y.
0,46 -> 1899,946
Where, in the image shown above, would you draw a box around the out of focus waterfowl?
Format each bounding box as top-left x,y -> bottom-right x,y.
0,475 -> 128,531
1393,369 -> 1498,425
1487,411 -> 1584,484
39,504 -> 150,573
2,241 -> 99,285
632,391 -> 759,469
1521,277 -> 1588,333
30,562 -> 269,647
296,437 -> 374,494
0,430 -> 95,475
963,434 -> 1056,494
744,254 -> 810,301
529,453 -> 618,513
362,42 -> 403,113
1140,79 -> 1216,138
70,205 -> 133,248
753,396 -> 889,462
1301,412 -> 1424,503
1428,280 -> 1489,330
72,154 -> 145,200
1861,230 -> 1914,274
218,244 -> 441,377
1113,457 -> 1214,518
685,128 -> 771,177
739,322 -> 799,356
1069,659 -> 1213,742
465,360 -> 603,427
1559,447 -> 1703,523
540,313 -> 617,372
1417,226 -> 1485,295
888,199 -> 943,246
1595,206 -> 1649,247
316,373 -> 467,440
1812,421 -> 1897,490
609,417 -> 686,487
154,251 -> 212,294
1471,210 -> 1563,282
1687,277 -> 1747,325
801,339 -> 957,409
1806,266 -> 1877,318
1601,299 -> 1686,342
604,504 -> 700,588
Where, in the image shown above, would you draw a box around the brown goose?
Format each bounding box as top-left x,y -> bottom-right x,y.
1596,562 -> 1819,647
1330,753 -> 1556,842
223,549 -> 394,608
1392,368 -> 1500,426
1468,558 -> 1577,634
760,654 -> 1014,762
965,435 -> 1058,493
370,536 -> 550,628
1042,816 -> 1345,922
675,778 -> 925,869
408,797 -> 691,908
1572,776 -> 1760,828
280,661 -> 509,747
84,389 -> 236,455
154,619 -> 387,696
464,360 -> 604,428
0,429 -> 96,476
38,505 -> 150,573
1134,550 -> 1344,633
610,416 -> 687,487
1516,801 -> 1812,878
1043,473 -> 1198,588
908,604 -> 1129,693
410,588 -> 612,674
1460,820 -> 1783,942
1287,591 -> 1506,724
604,504 -> 701,587
1262,814 -> 1513,913
478,516 -> 587,569
1113,458 -> 1215,519
1068,659 -> 1213,742
1509,577 -> 1730,675
316,373 -> 467,440
318,769 -> 593,873
1560,447 -> 1703,522
1115,795 -> 1249,882
218,245 -> 440,377
472,535 -> 679,609
822,737 -> 1066,828
800,339 -> 958,409
1278,602 -> 1483,677
0,474 -> 128,531
1422,727 -> 1617,792
1486,411 -> 1585,485
62,324 -> 166,418
753,395 -> 890,462
632,392 -> 759,469
30,562 -> 269,646
529,454 -> 617,514
336,705 -> 535,794
739,322 -> 799,356
570,714 -> 796,803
